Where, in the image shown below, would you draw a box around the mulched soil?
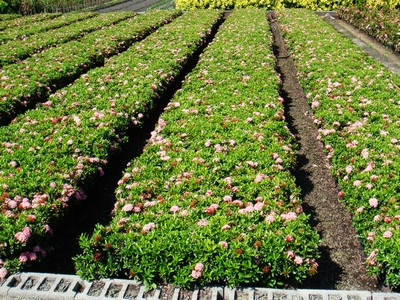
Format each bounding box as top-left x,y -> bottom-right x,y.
26,10 -> 400,292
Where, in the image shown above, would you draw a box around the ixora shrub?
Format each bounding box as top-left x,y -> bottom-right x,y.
0,10 -> 179,124
0,11 -> 137,67
278,8 -> 400,287
74,9 -> 320,289
0,10 -> 219,279
176,0 -> 357,10
338,5 -> 400,53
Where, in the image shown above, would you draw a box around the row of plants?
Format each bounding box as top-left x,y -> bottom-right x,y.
1,0 -> 123,14
0,11 -> 136,67
74,9 -> 320,289
0,11 -> 96,43
338,5 -> 400,54
0,9 -> 222,282
0,10 -> 180,125
278,8 -> 400,287
175,0 -> 400,11
0,13 -> 21,21
0,12 -> 60,30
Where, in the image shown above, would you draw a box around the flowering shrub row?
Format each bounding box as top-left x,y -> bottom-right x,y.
74,9 -> 320,288
175,0 -> 359,11
0,13 -> 61,30
0,11 -> 96,43
278,8 -> 400,287
0,13 -> 21,22
338,5 -> 400,54
0,11 -> 136,67
0,10 -> 180,125
0,9 -> 222,282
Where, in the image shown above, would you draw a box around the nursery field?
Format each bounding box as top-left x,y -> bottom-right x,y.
0,7 -> 400,291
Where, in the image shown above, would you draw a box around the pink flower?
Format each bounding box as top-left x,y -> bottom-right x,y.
223,195 -> 232,202
7,200 -> 17,209
266,214 -> 275,223
254,202 -> 264,211
197,219 -> 208,227
221,224 -> 231,230
0,267 -> 7,279
133,206 -> 141,213
191,270 -> 202,279
281,212 -> 297,221
391,138 -> 398,144
345,165 -> 353,174
180,210 -> 188,217
144,201 -> 157,208
19,253 -> 29,263
367,232 -> 375,242
286,250 -> 295,259
294,256 -> 303,265
170,206 -> 181,213
373,215 -> 380,222
231,186 -> 239,193
367,250 -> 377,266
232,200 -> 243,207
254,174 -> 265,183
44,224 -> 53,235
366,183 -> 373,190
369,198 -> 378,208
362,162 -> 375,172
218,241 -> 228,248
353,180 -> 362,187
311,101 -> 319,108
223,177 -> 232,186
356,206 -> 364,213
122,204 -> 133,212
29,252 -> 37,261
194,262 -> 204,271
383,231 -> 393,239
142,222 -> 156,233
285,235 -> 294,242
361,148 -> 369,158
15,227 -> 31,243
210,204 -> 219,210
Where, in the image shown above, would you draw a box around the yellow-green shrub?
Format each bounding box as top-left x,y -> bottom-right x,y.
175,0 -> 400,9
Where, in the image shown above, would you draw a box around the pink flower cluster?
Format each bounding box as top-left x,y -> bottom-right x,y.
281,212 -> 297,221
14,227 -> 31,243
191,262 -> 204,279
142,222 -> 156,233
204,204 -> 218,214
0,267 -> 7,279
369,198 -> 378,208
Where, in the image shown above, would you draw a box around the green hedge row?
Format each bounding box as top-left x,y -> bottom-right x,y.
176,0 -> 400,11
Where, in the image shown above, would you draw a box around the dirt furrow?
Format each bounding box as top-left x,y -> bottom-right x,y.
268,13 -> 382,291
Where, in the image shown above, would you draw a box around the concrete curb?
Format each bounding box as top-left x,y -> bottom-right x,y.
1,272 -> 400,300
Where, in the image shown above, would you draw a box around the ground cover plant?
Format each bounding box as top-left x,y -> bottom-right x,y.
74,9 -> 320,289
337,5 -> 400,54
0,10 -> 180,125
0,13 -> 61,30
0,9 -> 222,282
278,8 -> 400,287
0,11 -> 137,67
0,11 -> 96,43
